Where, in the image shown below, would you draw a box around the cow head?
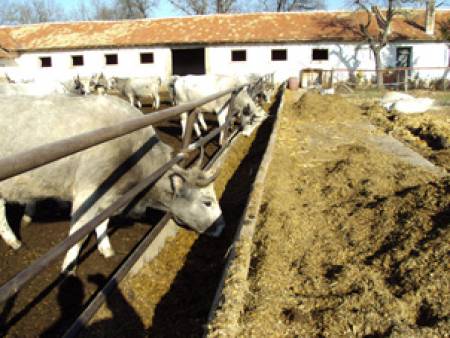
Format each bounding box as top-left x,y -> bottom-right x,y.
73,75 -> 87,95
89,73 -> 107,95
166,164 -> 224,237
107,77 -> 118,91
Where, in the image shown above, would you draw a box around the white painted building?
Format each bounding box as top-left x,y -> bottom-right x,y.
0,10 -> 449,85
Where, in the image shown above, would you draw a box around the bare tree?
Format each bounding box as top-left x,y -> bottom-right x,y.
354,0 -> 397,88
259,0 -> 326,11
0,0 -> 66,24
71,0 -> 157,20
168,0 -> 209,15
216,0 -> 236,13
115,0 -> 154,18
168,0 -> 240,14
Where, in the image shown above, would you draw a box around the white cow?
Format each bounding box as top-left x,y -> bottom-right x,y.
392,98 -> 434,114
170,74 -> 267,144
0,94 -> 224,272
0,81 -> 67,96
108,77 -> 161,109
380,92 -> 434,113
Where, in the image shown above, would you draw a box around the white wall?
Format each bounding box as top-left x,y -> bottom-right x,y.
207,42 -> 374,83
1,41 -> 448,84
2,47 -> 172,82
209,41 -> 450,83
384,42 -> 450,80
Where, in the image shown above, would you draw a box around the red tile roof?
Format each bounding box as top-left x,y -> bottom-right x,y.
0,10 -> 449,53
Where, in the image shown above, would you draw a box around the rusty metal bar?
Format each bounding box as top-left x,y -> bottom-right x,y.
0,153 -> 185,304
204,130 -> 239,171
186,109 -> 240,153
0,86 -> 246,182
62,213 -> 172,338
182,109 -> 199,150
62,124 -> 237,337
332,66 -> 450,72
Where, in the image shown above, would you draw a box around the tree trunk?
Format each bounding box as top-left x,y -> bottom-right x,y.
374,49 -> 384,89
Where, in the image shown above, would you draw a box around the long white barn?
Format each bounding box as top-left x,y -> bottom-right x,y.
0,9 -> 449,85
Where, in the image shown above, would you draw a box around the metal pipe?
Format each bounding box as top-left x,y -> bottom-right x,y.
0,86 -> 246,182
0,153 -> 185,304
62,213 -> 172,338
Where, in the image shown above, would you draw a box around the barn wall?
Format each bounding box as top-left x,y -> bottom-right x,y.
2,47 -> 172,82
207,42 -> 374,82
208,42 -> 449,83
1,41 -> 448,83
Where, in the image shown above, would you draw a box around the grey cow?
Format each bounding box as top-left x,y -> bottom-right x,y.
108,76 -> 161,109
0,94 -> 224,273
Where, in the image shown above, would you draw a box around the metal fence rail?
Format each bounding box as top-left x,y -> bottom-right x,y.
0,86 -> 245,182
300,66 -> 450,92
0,78 -> 263,305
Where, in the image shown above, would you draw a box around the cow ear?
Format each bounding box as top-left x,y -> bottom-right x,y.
243,104 -> 251,116
170,173 -> 185,197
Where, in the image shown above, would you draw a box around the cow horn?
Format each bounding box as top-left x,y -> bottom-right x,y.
192,146 -> 205,170
196,167 -> 220,187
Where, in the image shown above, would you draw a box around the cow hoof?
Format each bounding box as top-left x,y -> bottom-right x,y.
21,215 -> 32,226
99,246 -> 115,258
10,239 -> 22,250
62,268 -> 76,276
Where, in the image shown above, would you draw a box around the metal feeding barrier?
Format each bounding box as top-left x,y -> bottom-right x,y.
0,77 -> 269,335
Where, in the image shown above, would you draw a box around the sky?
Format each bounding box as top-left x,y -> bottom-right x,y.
57,0 -> 355,19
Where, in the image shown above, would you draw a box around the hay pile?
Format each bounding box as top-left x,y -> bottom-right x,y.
235,91 -> 449,337
363,103 -> 450,170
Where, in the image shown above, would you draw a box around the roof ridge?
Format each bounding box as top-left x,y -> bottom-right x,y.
2,9 -> 449,29
1,10 -> 448,52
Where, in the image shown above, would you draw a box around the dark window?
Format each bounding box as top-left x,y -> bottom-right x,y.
272,49 -> 287,61
40,57 -> 52,67
312,49 -> 328,61
140,52 -> 154,64
231,50 -> 246,62
105,54 -> 118,65
172,48 -> 205,75
72,55 -> 84,66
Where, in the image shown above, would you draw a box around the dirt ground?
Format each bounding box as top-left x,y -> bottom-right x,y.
0,105 -> 217,338
237,91 -> 449,337
78,92 -> 280,337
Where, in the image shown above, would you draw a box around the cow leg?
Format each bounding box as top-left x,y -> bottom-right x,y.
95,219 -> 114,258
21,202 -> 36,227
0,199 -> 22,250
154,94 -> 160,110
137,99 -> 142,109
198,113 -> 208,131
193,122 -> 202,137
180,112 -> 187,138
62,192 -> 112,272
217,110 -> 227,145
127,93 -> 135,107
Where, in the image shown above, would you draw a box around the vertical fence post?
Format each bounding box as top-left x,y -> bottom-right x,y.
330,68 -> 334,89
223,89 -> 238,143
404,68 -> 408,92
182,108 -> 199,150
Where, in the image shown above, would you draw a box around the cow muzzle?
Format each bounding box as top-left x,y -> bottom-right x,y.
204,215 -> 226,237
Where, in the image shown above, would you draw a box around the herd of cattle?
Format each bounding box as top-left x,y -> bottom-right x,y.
0,72 -> 274,273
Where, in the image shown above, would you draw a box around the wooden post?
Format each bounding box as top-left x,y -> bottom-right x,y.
182,109 -> 198,150
330,68 -> 334,89
404,69 -> 408,92
223,90 -> 238,143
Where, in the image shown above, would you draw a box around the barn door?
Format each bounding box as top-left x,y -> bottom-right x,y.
171,48 -> 206,76
396,47 -> 412,85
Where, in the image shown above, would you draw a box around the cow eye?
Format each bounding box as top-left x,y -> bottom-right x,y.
203,201 -> 212,207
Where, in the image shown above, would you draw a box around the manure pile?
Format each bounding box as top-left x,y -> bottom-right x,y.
362,100 -> 450,171
222,92 -> 449,337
